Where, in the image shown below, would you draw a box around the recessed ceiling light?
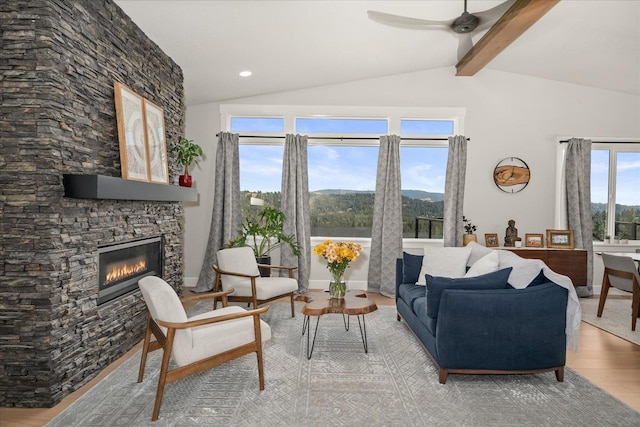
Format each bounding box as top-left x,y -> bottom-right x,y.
239,70 -> 252,77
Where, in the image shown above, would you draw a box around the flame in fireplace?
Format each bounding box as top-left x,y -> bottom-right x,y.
105,260 -> 147,284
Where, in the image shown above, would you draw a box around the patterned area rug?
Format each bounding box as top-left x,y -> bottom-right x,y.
580,296 -> 640,345
47,303 -> 639,426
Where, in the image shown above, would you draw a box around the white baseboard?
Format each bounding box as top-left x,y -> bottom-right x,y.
184,277 -> 368,291
184,277 -> 198,288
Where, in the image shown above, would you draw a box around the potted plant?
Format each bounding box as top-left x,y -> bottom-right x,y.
171,137 -> 203,187
463,216 -> 477,246
225,206 -> 302,276
619,231 -> 630,244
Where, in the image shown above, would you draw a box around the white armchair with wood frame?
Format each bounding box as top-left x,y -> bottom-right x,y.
137,276 -> 271,421
212,246 -> 298,317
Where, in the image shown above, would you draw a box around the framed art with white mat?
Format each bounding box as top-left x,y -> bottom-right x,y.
143,99 -> 169,184
114,82 -> 149,182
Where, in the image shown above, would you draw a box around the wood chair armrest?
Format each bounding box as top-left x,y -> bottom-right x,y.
156,305 -> 269,329
180,288 -> 234,304
256,264 -> 298,272
212,264 -> 259,279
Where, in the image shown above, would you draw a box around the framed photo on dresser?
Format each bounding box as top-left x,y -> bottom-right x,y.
485,233 -> 499,247
546,229 -> 574,249
525,233 -> 544,248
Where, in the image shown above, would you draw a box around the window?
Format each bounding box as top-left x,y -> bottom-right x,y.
308,145 -> 378,237
591,144 -> 640,242
231,117 -> 284,133
222,106 -> 464,239
238,144 -> 283,218
301,117 -> 386,238
400,146 -> 447,239
296,118 -> 388,134
232,117 -> 286,219
400,119 -> 454,135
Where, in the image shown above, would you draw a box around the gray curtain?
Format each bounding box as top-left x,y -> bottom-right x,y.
565,138 -> 593,297
280,134 -> 311,293
195,132 -> 241,292
443,135 -> 468,247
368,135 -> 403,297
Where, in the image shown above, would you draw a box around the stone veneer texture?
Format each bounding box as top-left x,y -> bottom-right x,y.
1,0 -> 186,407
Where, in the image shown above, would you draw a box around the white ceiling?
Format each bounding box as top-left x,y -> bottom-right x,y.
114,0 -> 640,106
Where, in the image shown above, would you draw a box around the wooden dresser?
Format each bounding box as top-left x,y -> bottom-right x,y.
504,248 -> 587,287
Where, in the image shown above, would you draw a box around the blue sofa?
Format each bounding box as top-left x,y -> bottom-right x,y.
395,255 -> 568,384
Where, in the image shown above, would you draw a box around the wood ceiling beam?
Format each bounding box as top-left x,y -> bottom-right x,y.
456,0 -> 560,76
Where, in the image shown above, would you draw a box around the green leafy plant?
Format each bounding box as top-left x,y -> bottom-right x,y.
463,216 -> 477,234
171,137 -> 203,175
225,206 -> 302,257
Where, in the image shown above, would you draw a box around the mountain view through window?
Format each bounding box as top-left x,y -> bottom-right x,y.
234,115 -> 454,239
591,149 -> 640,241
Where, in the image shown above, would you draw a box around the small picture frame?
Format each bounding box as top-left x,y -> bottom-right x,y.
546,229 -> 574,249
525,233 -> 544,248
485,233 -> 499,247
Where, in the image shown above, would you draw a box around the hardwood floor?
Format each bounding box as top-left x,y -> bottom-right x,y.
2,290 -> 638,426
567,322 -> 640,411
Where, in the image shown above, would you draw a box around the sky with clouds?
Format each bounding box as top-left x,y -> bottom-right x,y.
241,146 -> 638,206
591,150 -> 640,206
239,145 -> 448,194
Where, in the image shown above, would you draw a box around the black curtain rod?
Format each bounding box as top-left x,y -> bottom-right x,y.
559,139 -> 637,144
216,133 -> 469,141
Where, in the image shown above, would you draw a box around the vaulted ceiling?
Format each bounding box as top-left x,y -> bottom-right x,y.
115,1 -> 640,106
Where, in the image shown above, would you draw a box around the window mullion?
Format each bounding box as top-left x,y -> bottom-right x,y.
284,116 -> 296,134
608,149 -> 617,239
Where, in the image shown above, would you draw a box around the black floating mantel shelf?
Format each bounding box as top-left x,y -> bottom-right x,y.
63,174 -> 197,202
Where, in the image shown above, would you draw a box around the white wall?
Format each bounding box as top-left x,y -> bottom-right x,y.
183,67 -> 640,289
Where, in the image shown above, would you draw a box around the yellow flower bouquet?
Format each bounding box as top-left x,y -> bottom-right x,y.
313,240 -> 363,298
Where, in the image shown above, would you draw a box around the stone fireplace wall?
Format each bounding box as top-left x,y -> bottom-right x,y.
1,0 -> 185,407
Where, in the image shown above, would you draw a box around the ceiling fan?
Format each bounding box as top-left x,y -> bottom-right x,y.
367,0 -> 516,60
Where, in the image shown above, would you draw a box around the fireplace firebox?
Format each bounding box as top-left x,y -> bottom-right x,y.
97,236 -> 162,305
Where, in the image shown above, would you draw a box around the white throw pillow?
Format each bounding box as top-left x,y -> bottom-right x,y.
465,251 -> 500,277
466,241 -> 494,266
416,246 -> 472,285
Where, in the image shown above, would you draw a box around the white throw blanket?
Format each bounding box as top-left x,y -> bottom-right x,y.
467,242 -> 582,352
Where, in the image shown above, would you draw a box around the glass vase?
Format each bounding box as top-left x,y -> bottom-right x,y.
329,272 -> 346,298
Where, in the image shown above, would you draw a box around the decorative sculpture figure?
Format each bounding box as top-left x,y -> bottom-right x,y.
504,219 -> 521,247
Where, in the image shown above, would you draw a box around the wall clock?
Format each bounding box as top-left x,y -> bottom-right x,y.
493,157 -> 530,193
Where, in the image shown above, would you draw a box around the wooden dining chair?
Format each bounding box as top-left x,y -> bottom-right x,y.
598,253 -> 640,331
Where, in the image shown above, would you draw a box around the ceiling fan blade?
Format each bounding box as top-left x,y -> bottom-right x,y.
474,0 -> 516,31
457,33 -> 473,61
367,10 -> 453,30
